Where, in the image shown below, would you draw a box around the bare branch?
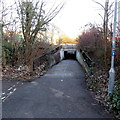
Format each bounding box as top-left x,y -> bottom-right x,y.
98,13 -> 104,21
92,0 -> 105,9
108,2 -> 114,10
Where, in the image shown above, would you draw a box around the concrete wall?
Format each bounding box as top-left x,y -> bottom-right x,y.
33,47 -> 62,70
76,50 -> 90,75
60,49 -> 64,60
48,54 -> 56,67
49,50 -> 62,67
51,49 -> 90,75
60,49 -> 90,74
33,47 -> 90,75
59,49 -> 89,71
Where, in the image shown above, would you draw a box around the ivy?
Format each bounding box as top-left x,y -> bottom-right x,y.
108,81 -> 120,118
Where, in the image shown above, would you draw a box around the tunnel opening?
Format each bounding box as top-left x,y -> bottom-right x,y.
64,51 -> 76,60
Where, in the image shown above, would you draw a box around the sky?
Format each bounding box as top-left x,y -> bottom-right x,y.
2,0 -> 119,38
51,0 -> 108,38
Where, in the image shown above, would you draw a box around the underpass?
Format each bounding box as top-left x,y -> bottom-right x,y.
61,44 -> 76,60
2,45 -> 113,118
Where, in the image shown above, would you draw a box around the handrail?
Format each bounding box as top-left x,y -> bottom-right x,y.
79,49 -> 93,67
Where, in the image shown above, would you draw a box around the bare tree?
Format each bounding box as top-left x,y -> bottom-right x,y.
93,0 -> 114,69
16,0 -> 64,72
46,23 -> 64,44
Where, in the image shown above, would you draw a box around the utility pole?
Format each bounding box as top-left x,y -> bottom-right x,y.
118,1 -> 120,36
108,0 -> 118,95
119,1 -> 120,21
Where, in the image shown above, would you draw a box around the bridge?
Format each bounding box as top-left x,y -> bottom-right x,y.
28,44 -> 91,77
60,44 -> 76,60
59,44 -> 91,74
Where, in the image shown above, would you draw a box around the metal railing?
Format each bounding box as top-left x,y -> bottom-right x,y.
79,49 -> 93,67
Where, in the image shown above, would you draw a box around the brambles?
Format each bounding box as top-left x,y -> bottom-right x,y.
77,23 -> 120,118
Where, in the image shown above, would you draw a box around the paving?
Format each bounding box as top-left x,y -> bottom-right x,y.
2,60 -> 113,118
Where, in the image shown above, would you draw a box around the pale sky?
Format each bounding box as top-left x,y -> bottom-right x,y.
52,0 -> 105,38
2,0 -> 119,38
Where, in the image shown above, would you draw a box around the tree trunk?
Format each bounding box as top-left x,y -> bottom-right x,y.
104,0 -> 109,70
24,41 -> 33,73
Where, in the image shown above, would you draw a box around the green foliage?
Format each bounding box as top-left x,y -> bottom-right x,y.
89,66 -> 95,74
108,81 -> 120,118
2,41 -> 20,66
2,36 -> 55,67
3,41 -> 13,65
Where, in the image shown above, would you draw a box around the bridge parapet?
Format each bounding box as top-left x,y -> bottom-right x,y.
62,44 -> 77,49
62,44 -> 77,54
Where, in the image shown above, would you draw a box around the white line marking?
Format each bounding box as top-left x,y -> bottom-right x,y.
13,88 -> 16,92
8,87 -> 13,91
9,91 -> 13,95
2,82 -> 24,102
1,97 -> 5,100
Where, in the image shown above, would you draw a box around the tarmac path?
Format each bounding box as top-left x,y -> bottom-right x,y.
2,60 -> 113,118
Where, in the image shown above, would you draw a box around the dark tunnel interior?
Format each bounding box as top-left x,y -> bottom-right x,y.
64,51 -> 76,60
